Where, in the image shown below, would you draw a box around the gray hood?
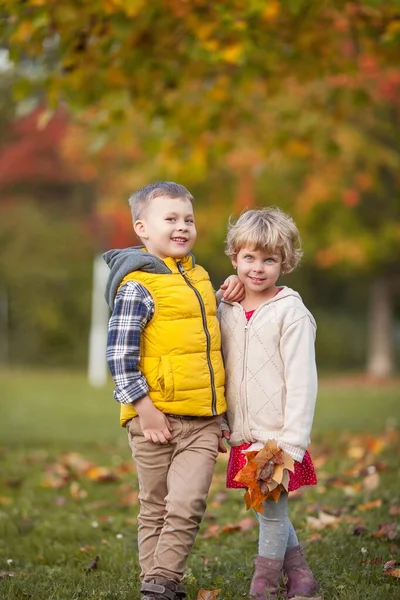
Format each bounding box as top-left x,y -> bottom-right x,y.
103,246 -> 172,309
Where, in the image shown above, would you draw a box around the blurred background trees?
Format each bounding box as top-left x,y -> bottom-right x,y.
0,0 -> 399,375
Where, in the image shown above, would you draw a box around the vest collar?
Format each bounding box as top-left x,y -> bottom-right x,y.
162,254 -> 195,273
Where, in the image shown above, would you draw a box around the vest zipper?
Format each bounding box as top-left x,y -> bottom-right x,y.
177,261 -> 217,415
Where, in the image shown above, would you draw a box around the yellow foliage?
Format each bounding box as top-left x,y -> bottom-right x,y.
263,1 -> 280,21
202,39 -> 220,53
285,139 -> 310,158
105,0 -> 146,17
316,241 -> 367,269
221,44 -> 243,64
11,22 -> 35,43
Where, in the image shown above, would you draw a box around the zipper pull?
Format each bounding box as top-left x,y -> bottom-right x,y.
177,261 -> 184,274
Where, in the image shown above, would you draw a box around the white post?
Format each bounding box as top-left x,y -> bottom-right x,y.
88,254 -> 110,387
0,290 -> 8,366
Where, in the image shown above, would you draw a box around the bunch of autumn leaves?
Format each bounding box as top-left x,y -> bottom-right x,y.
234,440 -> 294,512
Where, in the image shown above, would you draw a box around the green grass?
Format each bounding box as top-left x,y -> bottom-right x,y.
0,370 -> 399,600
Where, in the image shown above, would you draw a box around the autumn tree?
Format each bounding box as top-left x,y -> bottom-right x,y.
1,0 -> 400,373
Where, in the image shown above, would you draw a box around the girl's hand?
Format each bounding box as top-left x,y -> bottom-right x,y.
220,274 -> 245,302
218,429 -> 231,453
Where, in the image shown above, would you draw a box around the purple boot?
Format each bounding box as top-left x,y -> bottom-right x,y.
249,555 -> 283,600
283,546 -> 321,599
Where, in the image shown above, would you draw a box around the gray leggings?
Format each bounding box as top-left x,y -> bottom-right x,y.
256,493 -> 299,560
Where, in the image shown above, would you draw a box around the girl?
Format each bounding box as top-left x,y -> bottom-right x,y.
218,208 -> 321,600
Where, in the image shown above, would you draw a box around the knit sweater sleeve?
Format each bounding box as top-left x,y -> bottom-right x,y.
277,314 -> 318,462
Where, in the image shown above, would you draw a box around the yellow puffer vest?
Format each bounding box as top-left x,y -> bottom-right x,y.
117,254 -> 226,426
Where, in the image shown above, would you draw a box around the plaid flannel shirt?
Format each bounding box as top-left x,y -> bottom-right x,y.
106,280 -> 155,404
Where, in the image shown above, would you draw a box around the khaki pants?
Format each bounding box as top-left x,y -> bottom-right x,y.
127,415 -> 220,583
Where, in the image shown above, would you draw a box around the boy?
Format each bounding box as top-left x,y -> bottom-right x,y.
104,182 -> 240,600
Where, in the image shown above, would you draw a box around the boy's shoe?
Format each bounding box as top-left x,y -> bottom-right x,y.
174,583 -> 186,599
283,546 -> 321,599
141,578 -> 178,600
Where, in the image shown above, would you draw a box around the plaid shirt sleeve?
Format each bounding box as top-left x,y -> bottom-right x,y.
106,280 -> 154,404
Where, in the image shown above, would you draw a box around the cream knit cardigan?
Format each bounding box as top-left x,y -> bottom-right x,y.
218,287 -> 317,462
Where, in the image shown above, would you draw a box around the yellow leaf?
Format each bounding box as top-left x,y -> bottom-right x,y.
384,560 -> 400,578
357,499 -> 382,511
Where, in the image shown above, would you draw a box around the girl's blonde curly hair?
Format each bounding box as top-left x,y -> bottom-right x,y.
225,207 -> 303,274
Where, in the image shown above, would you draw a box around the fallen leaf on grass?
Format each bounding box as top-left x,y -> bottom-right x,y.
70,482 -> 87,499
202,523 -> 220,539
117,491 -> 139,506
80,545 -> 95,553
357,499 -> 382,511
360,557 -> 383,565
343,515 -> 365,525
62,453 -> 94,474
203,513 -> 217,521
311,453 -> 328,469
115,461 -> 135,475
220,524 -> 241,534
306,533 -> 323,543
363,471 -> 380,491
347,445 -> 365,460
86,466 -> 118,483
3,478 -> 23,488
372,522 -> 397,540
0,571 -> 18,578
98,515 -> 114,523
389,505 -> 400,516
212,492 -> 228,504
41,474 -> 68,489
237,517 -> 257,531
196,589 -> 220,600
306,511 -> 341,530
41,453 -> 120,488
202,517 -> 257,539
85,556 -> 99,572
384,560 -> 400,578
342,484 -> 362,496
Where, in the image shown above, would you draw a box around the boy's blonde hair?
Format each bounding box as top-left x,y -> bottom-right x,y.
225,207 -> 303,274
128,181 -> 194,220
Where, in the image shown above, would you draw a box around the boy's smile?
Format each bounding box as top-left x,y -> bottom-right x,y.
232,246 -> 282,301
133,195 -> 197,259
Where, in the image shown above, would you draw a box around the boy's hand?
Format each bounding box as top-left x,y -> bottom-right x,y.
220,275 -> 245,302
134,396 -> 173,444
218,429 -> 231,453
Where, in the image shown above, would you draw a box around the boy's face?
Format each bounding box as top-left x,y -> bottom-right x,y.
133,196 -> 197,259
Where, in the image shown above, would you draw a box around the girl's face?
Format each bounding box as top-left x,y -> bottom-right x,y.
232,246 -> 282,300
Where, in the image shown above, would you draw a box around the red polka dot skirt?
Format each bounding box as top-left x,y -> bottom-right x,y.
226,443 -> 317,491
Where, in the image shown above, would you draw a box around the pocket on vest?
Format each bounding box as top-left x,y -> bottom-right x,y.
158,355 -> 174,402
